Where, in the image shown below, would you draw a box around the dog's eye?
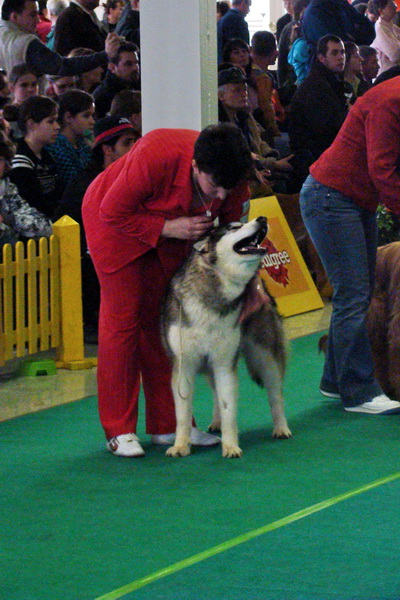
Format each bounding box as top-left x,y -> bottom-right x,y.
227,223 -> 242,231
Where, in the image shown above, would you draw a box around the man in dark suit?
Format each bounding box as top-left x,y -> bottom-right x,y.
53,0 -> 107,56
217,0 -> 251,63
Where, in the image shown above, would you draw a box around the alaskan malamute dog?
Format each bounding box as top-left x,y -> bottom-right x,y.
161,216 -> 291,458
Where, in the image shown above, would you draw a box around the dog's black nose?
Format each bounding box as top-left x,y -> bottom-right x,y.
256,216 -> 268,226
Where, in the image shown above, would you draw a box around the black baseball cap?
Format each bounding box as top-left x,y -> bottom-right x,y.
218,66 -> 248,87
93,116 -> 136,148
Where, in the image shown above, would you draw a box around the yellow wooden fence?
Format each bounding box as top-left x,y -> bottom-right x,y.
0,216 -> 97,370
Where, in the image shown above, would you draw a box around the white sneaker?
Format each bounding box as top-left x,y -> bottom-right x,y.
106,433 -> 145,457
152,426 -> 221,446
344,395 -> 400,415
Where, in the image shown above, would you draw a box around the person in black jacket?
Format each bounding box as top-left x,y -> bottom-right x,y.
288,34 -> 348,187
53,0 -> 107,56
276,0 -> 294,43
10,95 -> 62,218
93,41 -> 139,118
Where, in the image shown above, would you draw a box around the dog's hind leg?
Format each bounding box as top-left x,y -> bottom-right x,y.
166,365 -> 194,457
242,341 -> 291,439
213,367 -> 242,458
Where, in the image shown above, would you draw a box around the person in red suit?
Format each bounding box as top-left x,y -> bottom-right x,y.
82,123 -> 253,457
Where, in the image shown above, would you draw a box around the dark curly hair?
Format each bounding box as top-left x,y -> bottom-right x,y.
193,123 -> 253,190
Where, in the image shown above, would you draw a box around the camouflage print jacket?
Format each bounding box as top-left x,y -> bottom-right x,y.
0,177 -> 52,246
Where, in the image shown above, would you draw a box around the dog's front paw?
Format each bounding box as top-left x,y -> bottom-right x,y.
166,444 -> 191,457
222,443 -> 243,458
272,426 -> 292,439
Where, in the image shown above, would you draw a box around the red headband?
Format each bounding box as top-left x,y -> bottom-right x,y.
93,123 -> 135,147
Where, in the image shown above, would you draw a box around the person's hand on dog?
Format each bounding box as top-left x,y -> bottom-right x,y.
162,216 -> 214,240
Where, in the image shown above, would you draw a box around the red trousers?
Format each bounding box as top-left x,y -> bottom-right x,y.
96,250 -> 181,438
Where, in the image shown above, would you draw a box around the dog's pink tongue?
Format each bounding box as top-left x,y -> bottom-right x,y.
239,276 -> 270,323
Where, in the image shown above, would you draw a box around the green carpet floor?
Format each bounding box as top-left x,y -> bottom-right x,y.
1,333 -> 400,600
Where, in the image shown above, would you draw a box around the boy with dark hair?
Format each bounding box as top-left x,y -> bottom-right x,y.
288,33 -> 348,184
109,89 -> 141,137
82,123 -> 253,458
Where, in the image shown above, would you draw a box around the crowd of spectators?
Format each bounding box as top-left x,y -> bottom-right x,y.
0,0 -> 400,344
0,0 -> 142,342
0,0 -> 399,454
217,0 -> 400,201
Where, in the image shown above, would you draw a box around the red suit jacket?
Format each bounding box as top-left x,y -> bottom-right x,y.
82,128 -> 250,273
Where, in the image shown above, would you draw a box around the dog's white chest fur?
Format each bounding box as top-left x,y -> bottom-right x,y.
167,297 -> 241,365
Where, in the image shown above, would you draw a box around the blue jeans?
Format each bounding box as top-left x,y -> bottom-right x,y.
300,175 -> 382,406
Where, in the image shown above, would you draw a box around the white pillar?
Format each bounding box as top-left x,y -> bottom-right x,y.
140,0 -> 217,134
269,0 -> 285,31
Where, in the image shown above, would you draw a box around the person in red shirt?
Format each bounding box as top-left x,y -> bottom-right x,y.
82,123 -> 253,457
299,76 -> 400,415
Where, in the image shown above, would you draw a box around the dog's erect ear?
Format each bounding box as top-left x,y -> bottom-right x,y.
193,238 -> 209,254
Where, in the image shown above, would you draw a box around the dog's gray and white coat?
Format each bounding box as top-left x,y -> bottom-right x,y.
161,216 -> 291,458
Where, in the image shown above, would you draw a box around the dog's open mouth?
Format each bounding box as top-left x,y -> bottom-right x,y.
233,225 -> 268,255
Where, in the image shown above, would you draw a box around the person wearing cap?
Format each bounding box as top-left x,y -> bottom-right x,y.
82,124 -> 253,458
55,115 -> 138,344
218,66 -> 293,195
